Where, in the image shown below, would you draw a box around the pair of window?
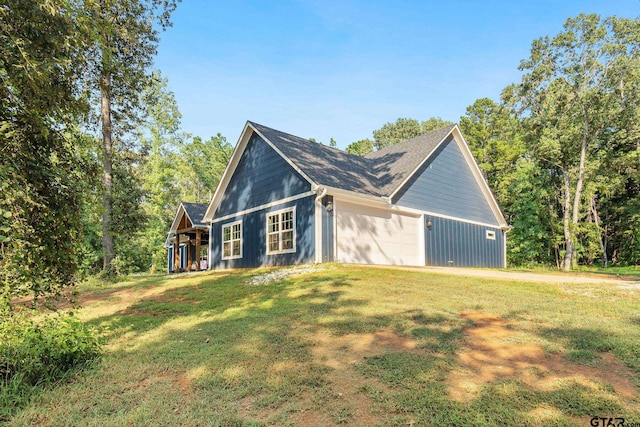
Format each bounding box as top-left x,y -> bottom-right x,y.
221,207 -> 296,260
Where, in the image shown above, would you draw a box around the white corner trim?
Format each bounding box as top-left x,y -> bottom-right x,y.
418,212 -> 426,266
314,187 -> 326,263
211,191 -> 315,223
207,223 -> 212,270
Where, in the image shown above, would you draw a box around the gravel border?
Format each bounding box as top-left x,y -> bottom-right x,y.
245,264 -> 327,286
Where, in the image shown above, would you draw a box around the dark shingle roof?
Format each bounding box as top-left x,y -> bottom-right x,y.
365,124 -> 456,196
182,202 -> 208,227
249,121 -> 455,197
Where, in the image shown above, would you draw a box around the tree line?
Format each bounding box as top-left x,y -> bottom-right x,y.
1,3 -> 638,309
349,16 -> 639,271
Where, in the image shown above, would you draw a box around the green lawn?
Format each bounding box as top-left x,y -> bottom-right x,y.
7,265 -> 640,426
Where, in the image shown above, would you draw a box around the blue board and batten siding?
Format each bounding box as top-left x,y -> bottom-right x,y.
211,196 -> 315,269
216,133 -> 311,218
393,136 -> 497,226
393,136 -> 505,268
424,215 -> 504,268
210,132 -> 315,269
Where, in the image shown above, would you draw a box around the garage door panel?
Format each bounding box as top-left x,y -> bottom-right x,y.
336,201 -> 421,266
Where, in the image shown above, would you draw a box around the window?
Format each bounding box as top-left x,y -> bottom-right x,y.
486,230 -> 496,240
222,221 -> 242,259
266,207 -> 296,254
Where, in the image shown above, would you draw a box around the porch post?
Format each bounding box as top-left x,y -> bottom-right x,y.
186,239 -> 191,271
173,234 -> 180,272
195,230 -> 201,271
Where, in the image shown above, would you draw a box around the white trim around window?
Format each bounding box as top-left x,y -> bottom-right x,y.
266,206 -> 296,255
222,220 -> 243,260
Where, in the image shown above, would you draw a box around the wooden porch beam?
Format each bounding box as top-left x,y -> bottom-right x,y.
173,233 -> 180,272
195,230 -> 201,271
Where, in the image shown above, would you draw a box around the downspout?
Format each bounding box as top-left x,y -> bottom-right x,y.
501,225 -> 513,268
314,187 -> 327,263
315,187 -> 327,203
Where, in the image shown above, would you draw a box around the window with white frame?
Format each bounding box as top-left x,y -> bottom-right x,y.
266,207 -> 296,254
222,221 -> 242,259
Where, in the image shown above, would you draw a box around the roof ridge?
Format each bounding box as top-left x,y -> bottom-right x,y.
249,121 -> 374,165
365,124 -> 456,159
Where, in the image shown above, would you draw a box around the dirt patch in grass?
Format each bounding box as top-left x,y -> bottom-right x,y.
287,327 -> 416,425
447,311 -> 639,405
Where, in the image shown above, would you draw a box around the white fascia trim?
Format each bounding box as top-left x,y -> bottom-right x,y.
211,190 -> 316,223
389,205 -> 503,228
323,186 -> 389,207
451,125 -> 508,227
204,122 -> 252,222
168,204 -> 187,236
204,122 -> 318,223
251,125 -> 317,188
387,125 -> 508,229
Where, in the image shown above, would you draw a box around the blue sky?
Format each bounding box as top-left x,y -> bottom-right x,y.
155,1 -> 639,149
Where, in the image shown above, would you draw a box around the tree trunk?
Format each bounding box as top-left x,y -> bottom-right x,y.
562,170 -> 573,271
569,109 -> 589,269
101,71 -> 115,273
591,196 -> 608,267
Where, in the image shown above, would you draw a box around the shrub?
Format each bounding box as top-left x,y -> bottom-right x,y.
0,312 -> 101,420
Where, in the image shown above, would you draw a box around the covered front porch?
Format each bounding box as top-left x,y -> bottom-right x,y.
166,202 -> 210,273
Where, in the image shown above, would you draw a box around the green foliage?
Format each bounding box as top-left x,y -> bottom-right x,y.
372,117 -> 454,151
0,312 -> 101,420
420,117 -> 453,133
0,0 -> 86,303
345,138 -> 374,156
179,134 -> 233,203
7,267 -> 640,425
372,117 -> 422,150
503,14 -> 640,268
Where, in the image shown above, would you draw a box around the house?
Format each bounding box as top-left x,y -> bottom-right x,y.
198,121 -> 508,270
166,202 -> 210,272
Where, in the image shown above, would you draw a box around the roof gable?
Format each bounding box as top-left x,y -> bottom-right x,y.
164,201 -> 208,247
392,135 -> 498,225
365,124 -> 456,196
204,121 -> 507,227
215,131 -> 311,218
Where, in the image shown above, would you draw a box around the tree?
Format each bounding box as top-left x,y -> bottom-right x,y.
421,117 -> 454,133
82,0 -> 179,274
345,139 -> 374,156
505,14 -> 640,270
460,98 -> 524,189
372,117 -> 454,150
372,118 -> 422,150
0,0 -> 87,306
